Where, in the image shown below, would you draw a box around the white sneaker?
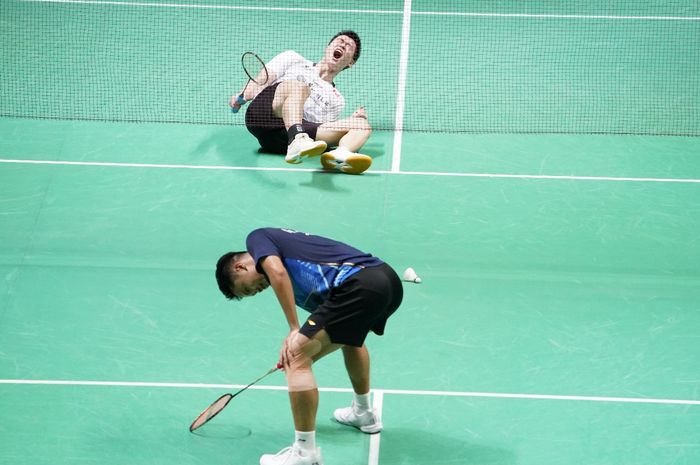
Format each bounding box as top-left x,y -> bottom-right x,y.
321,147 -> 372,175
285,134 -> 327,165
333,402 -> 383,434
260,445 -> 323,465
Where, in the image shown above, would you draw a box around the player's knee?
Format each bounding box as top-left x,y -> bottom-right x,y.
286,336 -> 322,392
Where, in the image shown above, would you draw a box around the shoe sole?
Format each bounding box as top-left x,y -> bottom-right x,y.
332,417 -> 383,434
285,141 -> 328,165
321,153 -> 372,175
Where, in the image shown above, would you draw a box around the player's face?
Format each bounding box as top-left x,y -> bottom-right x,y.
232,268 -> 269,298
325,35 -> 357,70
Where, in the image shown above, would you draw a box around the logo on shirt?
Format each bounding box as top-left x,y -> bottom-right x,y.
281,228 -> 310,236
307,319 -> 316,326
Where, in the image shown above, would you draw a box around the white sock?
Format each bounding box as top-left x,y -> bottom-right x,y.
295,430 -> 316,452
353,392 -> 371,412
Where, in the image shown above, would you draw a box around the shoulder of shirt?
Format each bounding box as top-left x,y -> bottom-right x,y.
248,227 -> 275,237
271,50 -> 307,62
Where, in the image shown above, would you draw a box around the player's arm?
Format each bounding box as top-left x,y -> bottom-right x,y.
230,50 -> 294,112
232,69 -> 279,104
243,68 -> 278,101
259,255 -> 299,330
229,68 -> 279,112
259,254 -> 301,367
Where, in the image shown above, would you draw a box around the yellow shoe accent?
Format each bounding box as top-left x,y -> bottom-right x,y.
321,152 -> 372,175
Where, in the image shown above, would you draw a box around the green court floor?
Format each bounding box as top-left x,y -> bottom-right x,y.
2,1 -> 700,464
1,117 -> 699,465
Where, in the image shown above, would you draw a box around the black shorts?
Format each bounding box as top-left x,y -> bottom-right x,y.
245,83 -> 321,154
299,263 -> 404,347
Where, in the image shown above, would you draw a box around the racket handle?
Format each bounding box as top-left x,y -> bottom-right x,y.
231,94 -> 246,113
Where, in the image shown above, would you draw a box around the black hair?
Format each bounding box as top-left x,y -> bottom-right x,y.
215,251 -> 246,301
329,30 -> 361,63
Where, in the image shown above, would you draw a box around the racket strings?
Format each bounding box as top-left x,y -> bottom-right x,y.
189,364 -> 281,432
190,394 -> 232,431
242,52 -> 268,85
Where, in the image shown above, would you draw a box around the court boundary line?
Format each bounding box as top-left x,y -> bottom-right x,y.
2,158 -> 700,184
1,379 -> 699,406
19,0 -> 403,15
413,11 -> 700,21
368,390 -> 383,465
390,0 -> 412,172
19,0 -> 700,21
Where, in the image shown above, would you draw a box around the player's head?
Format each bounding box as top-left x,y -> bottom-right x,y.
216,252 -> 269,300
326,30 -> 361,70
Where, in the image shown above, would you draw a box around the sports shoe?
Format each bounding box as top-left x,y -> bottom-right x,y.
333,402 -> 383,434
260,445 -> 323,465
321,147 -> 372,175
285,134 -> 327,165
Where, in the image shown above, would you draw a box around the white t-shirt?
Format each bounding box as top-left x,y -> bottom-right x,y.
265,50 -> 345,124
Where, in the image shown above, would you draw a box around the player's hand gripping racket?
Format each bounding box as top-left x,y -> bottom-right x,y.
189,362 -> 282,432
231,52 -> 269,113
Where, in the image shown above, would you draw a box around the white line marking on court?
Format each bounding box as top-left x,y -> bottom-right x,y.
19,0 -> 402,14
390,170 -> 700,184
391,0 -> 412,173
0,158 -> 322,173
2,379 -> 699,406
2,158 -> 700,184
413,11 -> 700,21
20,0 -> 700,21
368,390 -> 384,465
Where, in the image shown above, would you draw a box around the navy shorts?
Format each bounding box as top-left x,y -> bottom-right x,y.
299,263 -> 404,347
245,83 -> 321,154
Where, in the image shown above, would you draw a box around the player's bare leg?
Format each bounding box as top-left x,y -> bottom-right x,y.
317,107 -> 373,174
261,330 -> 340,465
272,80 -> 327,164
332,343 -> 383,433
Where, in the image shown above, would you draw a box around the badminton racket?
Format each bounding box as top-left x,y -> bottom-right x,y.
231,52 -> 269,113
189,362 -> 282,432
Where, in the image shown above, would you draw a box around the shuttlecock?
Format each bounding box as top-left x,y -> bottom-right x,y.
402,267 -> 422,283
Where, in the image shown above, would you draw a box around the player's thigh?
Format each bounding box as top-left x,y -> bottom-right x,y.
271,80 -> 310,117
311,330 -> 343,362
316,117 -> 360,145
315,124 -> 347,146
290,329 -> 341,364
316,116 -> 369,145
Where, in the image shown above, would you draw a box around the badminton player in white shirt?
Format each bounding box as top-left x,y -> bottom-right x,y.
230,31 -> 373,175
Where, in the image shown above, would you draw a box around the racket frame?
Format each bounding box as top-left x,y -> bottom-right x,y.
189,363 -> 281,432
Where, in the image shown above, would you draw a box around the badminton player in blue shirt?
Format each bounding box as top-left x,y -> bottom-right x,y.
215,227 -> 403,465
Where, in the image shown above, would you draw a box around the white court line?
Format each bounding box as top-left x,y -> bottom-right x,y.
0,158 -> 321,173
19,0 -> 401,14
1,379 -> 699,406
391,0 -> 412,173
2,158 -> 700,184
413,11 -> 700,21
368,390 -> 384,465
390,170 -> 700,184
19,0 -> 700,20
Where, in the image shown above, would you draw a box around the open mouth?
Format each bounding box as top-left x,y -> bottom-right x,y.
333,48 -> 344,60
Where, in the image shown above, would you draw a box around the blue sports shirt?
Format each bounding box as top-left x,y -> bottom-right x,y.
246,228 -> 384,311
